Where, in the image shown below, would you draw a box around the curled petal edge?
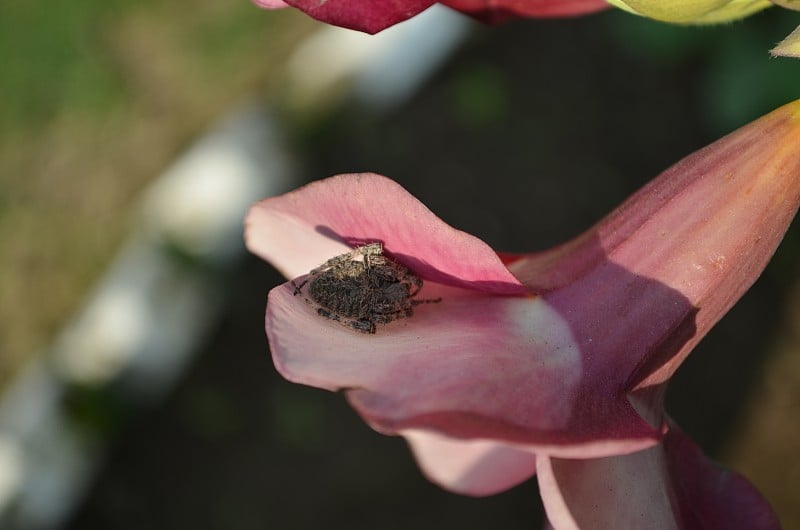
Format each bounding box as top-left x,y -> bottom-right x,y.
245,173 -> 526,294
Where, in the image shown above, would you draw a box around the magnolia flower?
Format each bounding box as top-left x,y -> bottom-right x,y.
246,100 -> 800,527
253,0 -> 609,34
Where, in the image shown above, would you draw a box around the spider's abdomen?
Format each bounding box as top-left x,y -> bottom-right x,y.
308,270 -> 411,319
294,243 -> 439,334
309,273 -> 367,318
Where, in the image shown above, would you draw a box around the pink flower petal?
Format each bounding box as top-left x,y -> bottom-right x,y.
256,0 -> 609,31
404,430 -> 538,496
665,426 -> 780,529
245,173 -> 526,294
278,0 -> 435,34
443,0 -> 609,23
538,425 -> 779,529
267,279 -> 661,456
249,101 -> 800,494
510,99 -> 800,390
538,439 -> 678,529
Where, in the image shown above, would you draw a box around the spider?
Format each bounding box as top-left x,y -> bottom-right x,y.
291,242 -> 441,334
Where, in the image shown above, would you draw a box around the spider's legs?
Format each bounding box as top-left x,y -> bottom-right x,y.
407,275 -> 423,297
290,278 -> 308,295
360,242 -> 384,267
351,318 -> 377,334
411,296 -> 442,306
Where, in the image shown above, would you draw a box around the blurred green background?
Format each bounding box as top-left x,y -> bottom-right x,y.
0,0 -> 313,385
1,2 -> 799,529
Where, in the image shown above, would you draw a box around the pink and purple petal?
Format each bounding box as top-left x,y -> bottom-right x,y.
510,100 -> 800,390
538,426 -> 779,529
267,279 -> 661,456
254,0 -> 609,32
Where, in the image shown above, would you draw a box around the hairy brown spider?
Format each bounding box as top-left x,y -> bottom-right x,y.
291,243 -> 441,334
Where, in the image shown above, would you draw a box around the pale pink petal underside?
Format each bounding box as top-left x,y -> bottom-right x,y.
404,430 -> 538,496
665,426 -> 780,529
537,444 -> 678,530
538,426 -> 779,530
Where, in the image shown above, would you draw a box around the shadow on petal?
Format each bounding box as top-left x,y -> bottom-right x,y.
245,173 -> 527,293
313,225 -> 527,294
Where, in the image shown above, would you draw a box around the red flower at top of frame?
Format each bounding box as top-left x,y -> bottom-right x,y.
254,0 -> 609,33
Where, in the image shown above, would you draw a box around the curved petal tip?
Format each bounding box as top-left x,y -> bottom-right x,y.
245,173 -> 526,293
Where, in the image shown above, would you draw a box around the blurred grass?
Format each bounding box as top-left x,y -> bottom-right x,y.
0,0 -> 314,386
